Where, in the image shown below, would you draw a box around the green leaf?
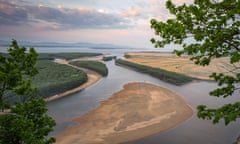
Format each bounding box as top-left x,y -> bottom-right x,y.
151,0 -> 240,125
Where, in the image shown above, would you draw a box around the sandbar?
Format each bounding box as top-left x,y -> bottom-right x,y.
56,82 -> 193,144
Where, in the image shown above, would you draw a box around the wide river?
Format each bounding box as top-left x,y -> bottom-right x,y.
2,46 -> 238,144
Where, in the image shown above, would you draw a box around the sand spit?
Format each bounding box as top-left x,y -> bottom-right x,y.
56,82 -> 193,144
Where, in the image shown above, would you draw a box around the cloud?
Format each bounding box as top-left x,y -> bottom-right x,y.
172,0 -> 193,5
54,7 -> 130,29
0,1 -> 131,30
0,0 -> 28,25
146,0 -> 193,22
121,7 -> 141,18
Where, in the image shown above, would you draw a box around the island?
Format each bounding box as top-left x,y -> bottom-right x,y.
56,82 -> 193,144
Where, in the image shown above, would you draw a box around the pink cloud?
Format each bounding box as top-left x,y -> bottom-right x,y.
121,7 -> 141,18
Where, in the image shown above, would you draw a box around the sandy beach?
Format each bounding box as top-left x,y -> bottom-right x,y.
56,82 -> 193,144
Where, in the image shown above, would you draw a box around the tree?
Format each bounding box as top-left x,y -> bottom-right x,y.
0,40 -> 55,143
0,40 -> 38,110
0,98 -> 56,144
150,0 -> 240,125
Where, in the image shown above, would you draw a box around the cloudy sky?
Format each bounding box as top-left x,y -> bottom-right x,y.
0,0 -> 192,48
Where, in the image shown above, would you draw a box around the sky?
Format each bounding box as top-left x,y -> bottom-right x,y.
0,0 -> 192,48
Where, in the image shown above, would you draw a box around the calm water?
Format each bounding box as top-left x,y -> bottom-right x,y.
46,48 -> 240,144
3,45 -> 237,144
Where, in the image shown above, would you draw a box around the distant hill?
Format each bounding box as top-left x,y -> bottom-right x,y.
0,40 -> 131,49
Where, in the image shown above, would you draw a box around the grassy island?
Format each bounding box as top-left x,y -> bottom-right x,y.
38,53 -> 102,60
115,58 -> 193,85
34,53 -> 106,98
33,60 -> 88,98
70,61 -> 108,76
116,52 -> 240,85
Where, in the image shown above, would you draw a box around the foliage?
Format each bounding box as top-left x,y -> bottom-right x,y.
0,40 -> 38,110
150,0 -> 240,125
38,53 -> 102,60
70,61 -> 108,76
0,98 -> 56,144
0,40 -> 55,143
102,56 -> 116,61
34,60 -> 88,98
115,59 -> 193,85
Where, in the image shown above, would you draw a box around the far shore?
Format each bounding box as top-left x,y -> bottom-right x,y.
55,82 -> 193,144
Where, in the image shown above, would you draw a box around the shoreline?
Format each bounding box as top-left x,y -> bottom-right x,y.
45,69 -> 102,102
45,57 -> 103,102
55,82 -> 193,144
124,52 -> 234,81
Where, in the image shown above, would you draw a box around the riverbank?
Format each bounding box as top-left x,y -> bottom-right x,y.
45,59 -> 103,102
124,52 -> 236,80
55,82 -> 193,144
115,59 -> 194,85
45,69 -> 102,102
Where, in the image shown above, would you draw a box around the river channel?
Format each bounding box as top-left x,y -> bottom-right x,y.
1,44 -> 238,143
47,53 -> 240,144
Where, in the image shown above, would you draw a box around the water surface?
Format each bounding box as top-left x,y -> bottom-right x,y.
48,59 -> 240,144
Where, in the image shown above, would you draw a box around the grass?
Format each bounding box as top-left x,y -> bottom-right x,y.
102,56 -> 116,61
115,58 -> 193,85
124,52 -> 240,80
70,61 -> 108,76
3,52 -> 108,103
38,53 -> 102,60
33,60 -> 88,98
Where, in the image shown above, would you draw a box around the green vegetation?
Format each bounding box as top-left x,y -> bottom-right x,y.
1,52 -> 102,98
0,40 -> 39,109
39,52 -> 102,60
102,56 -> 116,61
70,61 -> 108,76
151,0 -> 240,125
0,40 -> 55,143
33,60 -> 87,98
0,98 -> 56,144
115,59 -> 193,85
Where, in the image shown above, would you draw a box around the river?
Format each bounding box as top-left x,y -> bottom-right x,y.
45,47 -> 240,144
2,45 -> 238,143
